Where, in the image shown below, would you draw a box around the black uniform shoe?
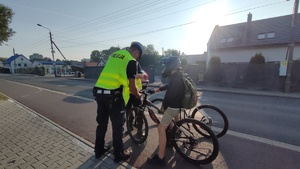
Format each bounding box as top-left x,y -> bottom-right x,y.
95,144 -> 111,159
147,154 -> 166,166
114,150 -> 132,163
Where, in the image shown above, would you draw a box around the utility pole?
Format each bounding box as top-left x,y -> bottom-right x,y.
37,24 -> 56,77
285,0 -> 299,93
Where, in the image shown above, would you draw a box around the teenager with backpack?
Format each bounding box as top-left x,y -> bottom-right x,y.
147,56 -> 185,166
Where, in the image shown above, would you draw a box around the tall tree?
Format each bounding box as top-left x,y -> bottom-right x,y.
90,50 -> 101,62
100,46 -> 120,61
164,49 -> 185,57
139,44 -> 160,67
0,4 -> 15,45
29,53 -> 43,61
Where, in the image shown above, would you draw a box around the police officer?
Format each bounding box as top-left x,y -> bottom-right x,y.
93,42 -> 144,163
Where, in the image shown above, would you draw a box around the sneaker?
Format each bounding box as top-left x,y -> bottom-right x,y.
95,144 -> 111,159
114,150 -> 132,163
147,154 -> 166,166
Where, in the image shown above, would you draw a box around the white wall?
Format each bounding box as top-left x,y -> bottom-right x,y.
7,55 -> 32,73
207,45 -> 300,65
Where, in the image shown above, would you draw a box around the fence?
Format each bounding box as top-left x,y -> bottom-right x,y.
84,62 -> 300,92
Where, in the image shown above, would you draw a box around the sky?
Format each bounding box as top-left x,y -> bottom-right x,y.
0,0 -> 296,61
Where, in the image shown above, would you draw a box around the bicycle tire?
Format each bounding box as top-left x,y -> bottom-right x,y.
171,118 -> 219,164
126,107 -> 149,144
191,105 -> 229,138
150,98 -> 164,114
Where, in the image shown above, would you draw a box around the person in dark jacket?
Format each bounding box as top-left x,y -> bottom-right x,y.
147,57 -> 185,166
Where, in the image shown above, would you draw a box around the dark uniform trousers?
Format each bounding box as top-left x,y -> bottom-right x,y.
94,89 -> 125,156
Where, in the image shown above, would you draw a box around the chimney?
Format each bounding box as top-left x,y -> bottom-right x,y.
246,13 -> 252,36
247,12 -> 252,23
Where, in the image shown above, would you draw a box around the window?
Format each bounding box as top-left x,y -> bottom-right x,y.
24,64 -> 27,67
18,64 -> 21,67
21,58 -> 23,61
220,38 -> 226,43
227,37 -> 233,42
220,37 -> 233,43
267,32 -> 275,38
258,34 -> 265,39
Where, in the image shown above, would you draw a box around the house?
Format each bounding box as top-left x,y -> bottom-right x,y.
0,61 -> 3,68
97,60 -> 106,66
32,60 -> 71,75
2,54 -> 32,73
207,13 -> 300,66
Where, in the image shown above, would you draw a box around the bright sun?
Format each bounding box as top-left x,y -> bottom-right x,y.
181,0 -> 228,54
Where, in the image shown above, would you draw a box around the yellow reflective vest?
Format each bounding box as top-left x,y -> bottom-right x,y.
95,50 -> 135,105
136,78 -> 142,90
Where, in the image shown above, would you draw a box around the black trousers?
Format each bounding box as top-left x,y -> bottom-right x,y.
94,93 -> 125,156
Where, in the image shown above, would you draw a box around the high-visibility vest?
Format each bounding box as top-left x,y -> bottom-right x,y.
136,78 -> 142,90
95,50 -> 134,105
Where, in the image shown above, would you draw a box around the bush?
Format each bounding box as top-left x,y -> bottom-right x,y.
250,53 -> 265,64
209,56 -> 221,65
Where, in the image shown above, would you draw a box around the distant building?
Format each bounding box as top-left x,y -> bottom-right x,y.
81,58 -> 91,62
97,60 -> 106,66
0,61 -> 3,68
3,54 -> 32,73
83,61 -> 98,67
32,60 -> 71,75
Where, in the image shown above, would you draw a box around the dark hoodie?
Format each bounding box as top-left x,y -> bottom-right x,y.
159,71 -> 185,109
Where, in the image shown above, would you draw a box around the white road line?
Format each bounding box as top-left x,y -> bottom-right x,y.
4,79 -> 300,153
227,130 -> 300,153
3,79 -> 95,102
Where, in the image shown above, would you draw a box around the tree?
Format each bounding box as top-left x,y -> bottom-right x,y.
164,49 -> 185,57
29,53 -> 43,61
250,53 -> 265,64
99,46 -> 120,61
90,50 -> 101,62
139,44 -> 160,67
0,57 -> 7,62
0,4 -> 15,45
209,56 -> 221,65
43,57 -> 51,61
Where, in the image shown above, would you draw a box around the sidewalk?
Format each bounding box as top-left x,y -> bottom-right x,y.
0,92 -> 136,169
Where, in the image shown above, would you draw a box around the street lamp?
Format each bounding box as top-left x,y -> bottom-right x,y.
37,23 -> 56,76
5,44 -> 16,55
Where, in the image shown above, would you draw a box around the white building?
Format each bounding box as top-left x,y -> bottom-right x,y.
3,54 -> 32,73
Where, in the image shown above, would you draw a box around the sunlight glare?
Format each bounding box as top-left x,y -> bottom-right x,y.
181,0 -> 228,54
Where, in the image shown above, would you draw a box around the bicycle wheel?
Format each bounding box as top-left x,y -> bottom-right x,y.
171,118 -> 219,164
191,105 -> 229,138
151,98 -> 164,114
126,107 -> 149,144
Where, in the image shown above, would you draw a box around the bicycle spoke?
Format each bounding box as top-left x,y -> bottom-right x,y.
172,119 -> 219,164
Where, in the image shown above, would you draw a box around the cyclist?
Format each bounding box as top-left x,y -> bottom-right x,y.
147,56 -> 185,166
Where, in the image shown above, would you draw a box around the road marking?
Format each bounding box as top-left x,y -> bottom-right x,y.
227,130 -> 300,153
3,79 -> 95,102
4,79 -> 300,153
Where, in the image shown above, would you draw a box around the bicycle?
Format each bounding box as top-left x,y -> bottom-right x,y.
126,90 -> 219,164
151,97 -> 229,138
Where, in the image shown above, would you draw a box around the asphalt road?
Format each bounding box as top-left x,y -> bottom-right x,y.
1,74 -> 300,169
